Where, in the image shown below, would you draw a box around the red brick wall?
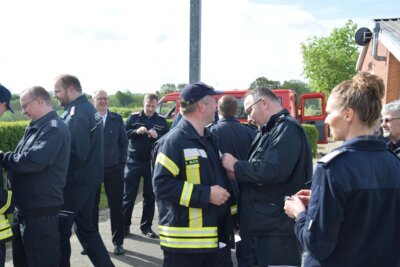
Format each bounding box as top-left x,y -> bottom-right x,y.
360,40 -> 400,103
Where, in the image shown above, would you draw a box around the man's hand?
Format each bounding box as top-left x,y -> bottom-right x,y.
221,153 -> 238,173
148,128 -> 158,139
295,189 -> 312,207
137,126 -> 148,135
284,196 -> 306,219
209,185 -> 230,206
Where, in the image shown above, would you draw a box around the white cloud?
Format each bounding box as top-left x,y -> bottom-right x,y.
0,0 -> 390,95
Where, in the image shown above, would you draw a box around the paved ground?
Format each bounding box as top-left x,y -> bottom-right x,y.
4,139 -> 342,267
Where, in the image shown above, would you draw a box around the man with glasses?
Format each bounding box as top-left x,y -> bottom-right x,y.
91,89 -> 128,255
222,87 -> 313,267
381,100 -> 400,158
1,86 -> 70,266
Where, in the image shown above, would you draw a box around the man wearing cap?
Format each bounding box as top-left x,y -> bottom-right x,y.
123,93 -> 169,239
0,84 -> 14,266
152,82 -> 232,267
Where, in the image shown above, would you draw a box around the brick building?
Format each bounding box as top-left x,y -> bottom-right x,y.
356,18 -> 400,103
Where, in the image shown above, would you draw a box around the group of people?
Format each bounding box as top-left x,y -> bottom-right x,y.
0,70 -> 399,267
0,75 -> 168,267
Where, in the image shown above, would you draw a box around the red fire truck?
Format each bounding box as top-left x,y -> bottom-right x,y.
157,89 -> 328,143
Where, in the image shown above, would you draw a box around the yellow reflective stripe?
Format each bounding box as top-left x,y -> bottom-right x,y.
0,191 -> 12,214
189,208 -> 202,228
0,219 -> 10,230
230,204 -> 237,215
185,157 -> 200,184
159,225 -> 217,237
0,228 -> 12,240
179,181 -> 193,207
160,236 -> 218,249
156,153 -> 179,176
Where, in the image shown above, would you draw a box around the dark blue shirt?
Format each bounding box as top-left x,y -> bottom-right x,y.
103,110 -> 128,168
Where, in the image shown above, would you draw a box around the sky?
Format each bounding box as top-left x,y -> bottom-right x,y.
0,0 -> 398,96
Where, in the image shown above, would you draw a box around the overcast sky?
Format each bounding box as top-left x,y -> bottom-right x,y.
0,0 -> 398,95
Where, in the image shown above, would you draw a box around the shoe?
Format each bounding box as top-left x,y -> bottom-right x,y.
81,249 -> 87,255
141,228 -> 158,239
113,245 -> 124,255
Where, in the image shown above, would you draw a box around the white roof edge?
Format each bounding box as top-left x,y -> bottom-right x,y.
380,33 -> 400,61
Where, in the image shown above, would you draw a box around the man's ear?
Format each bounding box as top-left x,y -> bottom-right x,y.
344,108 -> 354,123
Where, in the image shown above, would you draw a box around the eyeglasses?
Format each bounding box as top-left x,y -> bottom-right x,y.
21,98 -> 37,110
245,99 -> 262,115
95,97 -> 108,101
381,117 -> 400,124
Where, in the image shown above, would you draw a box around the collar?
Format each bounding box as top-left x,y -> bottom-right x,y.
218,116 -> 240,123
29,111 -> 58,129
64,95 -> 88,110
261,109 -> 289,133
388,139 -> 400,151
342,135 -> 387,151
140,110 -> 157,119
178,118 -> 213,140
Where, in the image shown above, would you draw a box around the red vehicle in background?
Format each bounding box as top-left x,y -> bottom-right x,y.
157,89 -> 327,143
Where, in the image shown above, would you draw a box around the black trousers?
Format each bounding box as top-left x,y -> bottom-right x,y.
255,235 -> 301,267
59,181 -> 114,267
122,161 -> 155,232
163,251 -> 218,267
93,164 -> 124,246
12,212 -> 60,267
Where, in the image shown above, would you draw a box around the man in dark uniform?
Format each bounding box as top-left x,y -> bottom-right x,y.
381,100 -> 400,158
222,87 -> 312,267
123,93 -> 169,238
209,95 -> 256,267
0,84 -> 15,266
54,75 -> 114,267
92,89 -> 128,255
0,86 -> 70,266
152,82 -> 231,267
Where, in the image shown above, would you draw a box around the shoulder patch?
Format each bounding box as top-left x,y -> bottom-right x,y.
70,106 -> 76,116
50,119 -> 58,128
317,148 -> 347,165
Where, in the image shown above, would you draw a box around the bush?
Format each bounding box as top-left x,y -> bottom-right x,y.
109,107 -> 141,119
302,124 -> 318,158
0,121 -> 28,152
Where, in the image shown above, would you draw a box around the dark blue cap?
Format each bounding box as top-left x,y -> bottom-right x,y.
179,82 -> 222,107
0,84 -> 14,113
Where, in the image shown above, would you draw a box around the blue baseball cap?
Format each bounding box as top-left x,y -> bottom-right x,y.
179,82 -> 222,107
0,84 -> 14,113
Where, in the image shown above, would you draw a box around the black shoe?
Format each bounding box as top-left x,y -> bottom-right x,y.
113,245 -> 124,255
81,249 -> 87,255
141,228 -> 158,239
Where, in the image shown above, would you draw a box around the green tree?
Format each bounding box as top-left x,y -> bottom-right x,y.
177,83 -> 187,91
249,77 -> 281,90
158,83 -> 177,97
282,79 -> 310,101
301,20 -> 359,94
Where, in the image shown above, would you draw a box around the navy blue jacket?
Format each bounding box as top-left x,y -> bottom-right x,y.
1,111 -> 71,211
60,95 -> 103,187
234,109 -> 313,235
125,111 -> 169,162
152,118 -> 229,253
296,137 -> 400,267
388,140 -> 400,158
103,110 -> 128,168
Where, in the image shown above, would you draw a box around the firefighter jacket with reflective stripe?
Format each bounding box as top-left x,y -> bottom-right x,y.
0,187 -> 12,244
152,118 -> 230,254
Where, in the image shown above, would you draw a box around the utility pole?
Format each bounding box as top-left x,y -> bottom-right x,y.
189,0 -> 201,83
